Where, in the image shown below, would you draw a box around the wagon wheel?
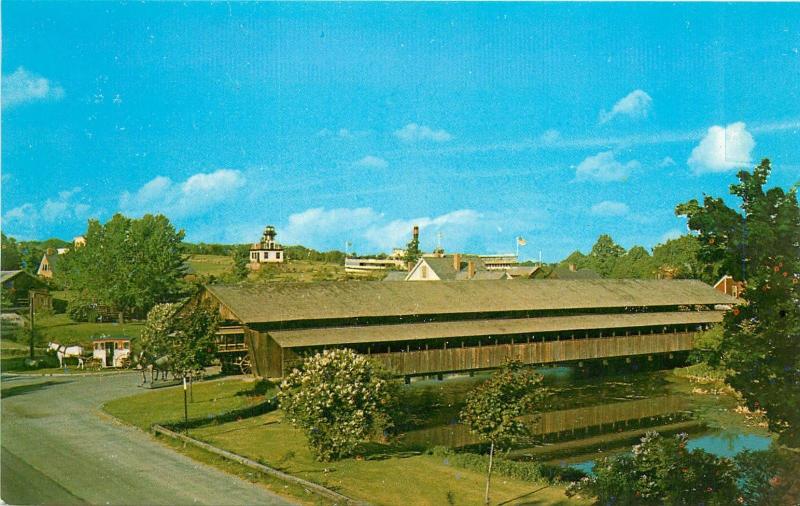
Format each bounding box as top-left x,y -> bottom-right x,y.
237,355 -> 252,375
89,358 -> 103,371
118,356 -> 132,369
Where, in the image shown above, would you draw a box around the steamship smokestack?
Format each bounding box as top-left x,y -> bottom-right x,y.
413,225 -> 419,241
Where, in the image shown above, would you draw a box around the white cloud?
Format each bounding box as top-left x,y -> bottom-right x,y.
119,169 -> 246,218
575,151 -> 640,182
599,90 -> 653,124
394,123 -> 453,143
659,156 -> 676,168
688,122 -> 755,174
363,210 -> 483,251
659,228 -> 683,244
276,207 -> 545,254
590,201 -> 630,216
2,186 -> 91,238
2,67 -> 65,108
280,207 -> 384,248
316,128 -> 370,140
354,155 -> 388,169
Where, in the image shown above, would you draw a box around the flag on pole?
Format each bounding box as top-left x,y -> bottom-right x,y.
516,236 -> 527,246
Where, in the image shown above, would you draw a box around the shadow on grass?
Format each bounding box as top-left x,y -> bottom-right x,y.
210,420 -> 278,436
1,380 -> 73,399
354,441 -> 423,461
234,379 -> 275,398
166,396 -> 279,432
496,486 -> 554,506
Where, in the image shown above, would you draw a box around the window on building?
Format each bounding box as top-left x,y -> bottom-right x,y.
421,265 -> 428,278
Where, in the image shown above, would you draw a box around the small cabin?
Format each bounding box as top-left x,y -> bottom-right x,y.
92,336 -> 132,368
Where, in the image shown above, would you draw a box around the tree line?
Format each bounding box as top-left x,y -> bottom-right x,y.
558,233 -> 719,282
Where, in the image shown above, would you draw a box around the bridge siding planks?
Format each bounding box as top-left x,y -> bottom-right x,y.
364,331 -> 694,376
250,330 -> 696,378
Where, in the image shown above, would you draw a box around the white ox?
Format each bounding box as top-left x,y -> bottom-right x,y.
48,342 -> 85,369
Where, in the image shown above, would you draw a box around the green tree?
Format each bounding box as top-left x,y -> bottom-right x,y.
1,233 -> 22,270
567,432 -> 740,505
231,244 -> 251,280
140,302 -> 219,378
278,349 -> 396,461
677,159 -> 800,447
652,235 -> 714,282
58,214 -> 187,320
404,233 -> 422,265
560,250 -> 589,270
140,303 -> 177,361
587,234 -> 625,277
459,361 -> 547,505
610,245 -> 655,279
170,303 -> 219,378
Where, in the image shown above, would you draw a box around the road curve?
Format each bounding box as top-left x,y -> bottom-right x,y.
1,373 -> 294,505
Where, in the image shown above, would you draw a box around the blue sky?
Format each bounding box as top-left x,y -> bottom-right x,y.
3,2 -> 799,261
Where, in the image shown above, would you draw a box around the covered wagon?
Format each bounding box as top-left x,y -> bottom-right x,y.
91,335 -> 132,368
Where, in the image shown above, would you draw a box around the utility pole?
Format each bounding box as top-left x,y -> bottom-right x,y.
28,291 -> 35,360
183,375 -> 189,433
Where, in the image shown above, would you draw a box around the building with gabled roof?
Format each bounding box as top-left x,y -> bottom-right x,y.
713,275 -> 745,298
37,250 -> 65,279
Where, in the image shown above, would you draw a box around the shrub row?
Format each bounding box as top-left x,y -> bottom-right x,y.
427,446 -> 586,484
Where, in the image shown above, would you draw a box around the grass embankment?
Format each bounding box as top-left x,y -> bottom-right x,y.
105,378 -> 583,506
188,254 -> 385,282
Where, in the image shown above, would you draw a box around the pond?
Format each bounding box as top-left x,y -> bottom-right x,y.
395,364 -> 773,473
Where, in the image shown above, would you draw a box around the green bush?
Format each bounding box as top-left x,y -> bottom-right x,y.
52,298 -> 68,313
566,432 -> 740,505
67,299 -> 96,322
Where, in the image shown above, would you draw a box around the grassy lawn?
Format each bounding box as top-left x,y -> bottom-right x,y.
187,254 -> 234,277
104,377 -> 274,430
35,313 -> 143,348
105,378 -> 584,506
193,412 -> 581,506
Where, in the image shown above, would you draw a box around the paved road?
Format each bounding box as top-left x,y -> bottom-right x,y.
1,373 -> 294,505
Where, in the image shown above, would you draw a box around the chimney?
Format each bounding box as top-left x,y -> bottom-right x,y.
453,253 -> 461,271
467,260 -> 476,279
413,225 -> 419,240
569,263 -> 577,272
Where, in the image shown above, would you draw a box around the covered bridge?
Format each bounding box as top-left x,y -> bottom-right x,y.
199,279 -> 737,379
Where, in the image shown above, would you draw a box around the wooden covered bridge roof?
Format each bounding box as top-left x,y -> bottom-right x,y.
204,279 -> 736,325
267,310 -> 726,348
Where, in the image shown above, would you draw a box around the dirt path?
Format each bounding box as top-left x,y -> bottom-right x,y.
1,373 -> 295,505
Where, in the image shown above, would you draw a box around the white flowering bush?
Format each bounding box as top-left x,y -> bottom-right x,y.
278,348 -> 397,461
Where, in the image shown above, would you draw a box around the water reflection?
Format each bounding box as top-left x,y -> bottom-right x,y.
396,368 -> 772,468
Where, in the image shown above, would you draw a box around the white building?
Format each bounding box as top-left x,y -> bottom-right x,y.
345,257 -> 406,274
249,225 -> 285,269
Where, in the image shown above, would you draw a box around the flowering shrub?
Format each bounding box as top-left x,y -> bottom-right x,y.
566,432 -> 739,505
278,349 -> 397,461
